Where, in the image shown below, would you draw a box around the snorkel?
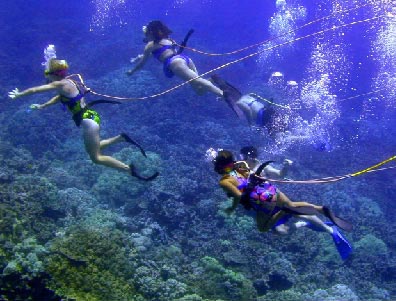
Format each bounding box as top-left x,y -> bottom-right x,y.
142,25 -> 149,43
42,44 -> 69,79
205,147 -> 221,162
42,44 -> 57,70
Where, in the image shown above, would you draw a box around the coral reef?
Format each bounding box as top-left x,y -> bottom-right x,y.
1,6 -> 396,298
45,226 -> 140,301
187,256 -> 257,301
303,284 -> 359,301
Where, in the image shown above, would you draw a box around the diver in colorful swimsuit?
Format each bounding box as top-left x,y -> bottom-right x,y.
126,20 -> 223,97
9,55 -> 158,181
209,149 -> 353,260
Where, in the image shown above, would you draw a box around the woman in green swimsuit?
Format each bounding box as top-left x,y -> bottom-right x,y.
8,58 -> 158,181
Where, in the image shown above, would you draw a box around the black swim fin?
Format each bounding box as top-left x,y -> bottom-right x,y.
323,206 -> 353,232
129,164 -> 159,181
210,74 -> 245,119
121,133 -> 147,157
87,99 -> 122,107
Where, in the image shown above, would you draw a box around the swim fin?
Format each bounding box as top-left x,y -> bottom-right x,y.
121,133 -> 147,157
323,206 -> 353,232
129,164 -> 159,181
87,99 -> 122,107
210,74 -> 245,119
332,226 -> 353,260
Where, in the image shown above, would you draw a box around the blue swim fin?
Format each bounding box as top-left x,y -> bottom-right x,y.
332,226 -> 352,260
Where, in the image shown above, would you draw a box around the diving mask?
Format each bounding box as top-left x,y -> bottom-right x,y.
234,161 -> 250,171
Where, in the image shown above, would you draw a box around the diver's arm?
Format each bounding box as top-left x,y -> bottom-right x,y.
262,165 -> 282,178
263,159 -> 292,179
220,179 -> 242,214
256,210 -> 284,232
31,95 -> 61,110
225,197 -> 240,215
126,43 -> 152,75
8,81 -> 63,99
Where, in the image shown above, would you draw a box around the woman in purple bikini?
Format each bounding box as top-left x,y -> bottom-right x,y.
127,20 -> 223,97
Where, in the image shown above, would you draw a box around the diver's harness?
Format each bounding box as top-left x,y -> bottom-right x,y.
63,77 -> 121,126
240,161 -> 336,219
239,161 -> 275,210
143,28 -> 194,55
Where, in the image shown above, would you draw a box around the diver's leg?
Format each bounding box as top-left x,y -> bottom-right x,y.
170,59 -> 223,97
296,215 -> 352,259
277,191 -> 324,213
99,135 -> 124,150
296,215 -> 333,234
81,119 -> 129,172
256,210 -> 287,233
188,59 -> 199,74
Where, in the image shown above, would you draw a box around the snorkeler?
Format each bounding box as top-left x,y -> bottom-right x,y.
8,47 -> 159,181
210,74 -> 288,136
209,149 -> 352,260
239,146 -> 293,179
126,20 -> 224,97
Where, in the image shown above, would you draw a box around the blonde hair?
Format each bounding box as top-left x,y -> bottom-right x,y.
48,59 -> 69,72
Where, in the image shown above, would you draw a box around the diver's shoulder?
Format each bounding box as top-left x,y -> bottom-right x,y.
159,38 -> 173,45
219,174 -> 238,186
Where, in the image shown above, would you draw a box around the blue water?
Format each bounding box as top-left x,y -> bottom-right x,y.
1,0 -> 395,300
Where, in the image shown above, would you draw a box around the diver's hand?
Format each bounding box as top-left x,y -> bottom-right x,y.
30,104 -> 42,110
224,207 -> 235,215
126,69 -> 134,76
8,88 -> 21,99
283,159 -> 293,166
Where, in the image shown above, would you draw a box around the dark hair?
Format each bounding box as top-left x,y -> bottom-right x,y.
146,20 -> 172,42
240,146 -> 258,159
213,150 -> 235,174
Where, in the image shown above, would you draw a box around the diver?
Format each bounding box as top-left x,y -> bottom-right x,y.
240,146 -> 293,179
210,75 -> 288,136
209,149 -> 353,260
8,55 -> 159,181
126,20 -> 223,97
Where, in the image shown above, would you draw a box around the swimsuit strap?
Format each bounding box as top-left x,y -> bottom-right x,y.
152,43 -> 176,60
61,79 -> 84,103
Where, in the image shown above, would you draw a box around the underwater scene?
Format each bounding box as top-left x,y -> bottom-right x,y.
1,0 -> 395,300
